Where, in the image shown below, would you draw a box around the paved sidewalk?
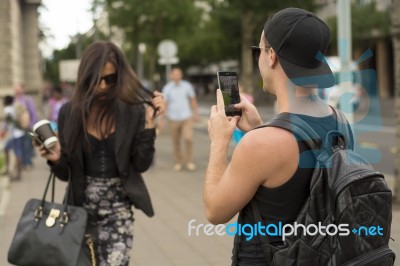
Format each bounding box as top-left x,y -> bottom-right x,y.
0,127 -> 399,265
0,128 -> 236,266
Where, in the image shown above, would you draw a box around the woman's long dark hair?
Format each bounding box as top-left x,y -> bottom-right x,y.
64,41 -> 152,156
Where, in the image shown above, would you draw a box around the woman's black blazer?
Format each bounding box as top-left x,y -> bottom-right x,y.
49,100 -> 156,217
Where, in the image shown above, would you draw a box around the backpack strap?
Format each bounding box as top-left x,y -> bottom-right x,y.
250,113 -> 322,264
250,200 -> 274,264
330,107 -> 354,150
256,112 -> 322,151
250,110 -> 354,263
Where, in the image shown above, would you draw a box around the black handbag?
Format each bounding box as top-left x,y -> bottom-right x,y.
7,169 -> 96,266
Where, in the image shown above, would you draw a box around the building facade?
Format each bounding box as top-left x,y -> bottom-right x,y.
392,0 -> 400,202
0,0 -> 42,96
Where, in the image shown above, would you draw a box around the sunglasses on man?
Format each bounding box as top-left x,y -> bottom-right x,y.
251,46 -> 271,63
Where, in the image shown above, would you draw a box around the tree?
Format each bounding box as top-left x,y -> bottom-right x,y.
101,0 -> 316,91
206,0 -> 316,93
105,0 -> 204,86
326,2 -> 391,51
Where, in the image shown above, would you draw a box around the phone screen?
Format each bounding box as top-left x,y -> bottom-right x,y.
217,71 -> 242,116
28,132 -> 52,154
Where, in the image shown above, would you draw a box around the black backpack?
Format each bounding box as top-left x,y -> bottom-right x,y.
251,108 -> 395,265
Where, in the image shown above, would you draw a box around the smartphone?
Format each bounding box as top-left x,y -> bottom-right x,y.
28,131 -> 52,154
217,71 -> 242,116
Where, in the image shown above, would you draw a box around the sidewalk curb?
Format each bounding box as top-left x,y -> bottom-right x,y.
0,177 -> 10,217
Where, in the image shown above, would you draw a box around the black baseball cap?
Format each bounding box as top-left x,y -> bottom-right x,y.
264,8 -> 334,88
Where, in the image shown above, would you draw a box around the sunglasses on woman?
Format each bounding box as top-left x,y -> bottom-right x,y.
98,73 -> 118,86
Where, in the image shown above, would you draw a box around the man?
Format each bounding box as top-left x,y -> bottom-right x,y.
162,67 -> 199,171
204,8 -> 338,264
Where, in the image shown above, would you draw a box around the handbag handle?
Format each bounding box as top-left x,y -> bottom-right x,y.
34,168 -> 73,227
59,167 -> 74,227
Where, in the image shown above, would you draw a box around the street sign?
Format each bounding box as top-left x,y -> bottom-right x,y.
157,39 -> 179,81
157,39 -> 178,58
158,57 -> 179,65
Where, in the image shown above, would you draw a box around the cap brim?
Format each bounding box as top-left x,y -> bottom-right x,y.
278,55 -> 335,88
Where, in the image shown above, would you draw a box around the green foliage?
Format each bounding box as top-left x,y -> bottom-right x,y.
43,32 -> 108,84
206,0 -> 317,59
103,0 -> 317,70
106,0 -> 202,64
44,0 -> 316,84
327,2 -> 391,42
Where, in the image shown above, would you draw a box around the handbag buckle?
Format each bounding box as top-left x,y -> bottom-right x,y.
46,208 -> 60,227
34,206 -> 43,221
59,211 -> 69,227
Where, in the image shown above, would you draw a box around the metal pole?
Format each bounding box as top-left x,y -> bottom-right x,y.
137,52 -> 143,80
166,64 -> 171,83
337,0 -> 354,124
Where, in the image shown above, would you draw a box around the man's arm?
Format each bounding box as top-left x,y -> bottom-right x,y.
204,90 -> 299,224
204,89 -> 259,224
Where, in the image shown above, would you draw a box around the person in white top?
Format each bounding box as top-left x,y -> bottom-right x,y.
162,68 -> 199,171
1,95 -> 26,180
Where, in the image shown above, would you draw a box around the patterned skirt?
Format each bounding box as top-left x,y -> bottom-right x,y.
84,176 -> 134,266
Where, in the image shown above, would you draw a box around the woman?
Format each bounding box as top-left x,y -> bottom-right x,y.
35,41 -> 165,266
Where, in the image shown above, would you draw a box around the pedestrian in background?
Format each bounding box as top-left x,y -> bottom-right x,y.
162,67 -> 199,171
1,95 -> 28,181
47,85 -> 68,133
13,83 -> 38,170
34,41 -> 165,266
204,8 -> 343,265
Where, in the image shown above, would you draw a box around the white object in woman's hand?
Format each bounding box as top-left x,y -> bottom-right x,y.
34,140 -> 61,164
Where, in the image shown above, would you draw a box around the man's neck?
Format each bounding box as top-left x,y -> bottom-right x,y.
275,83 -> 330,116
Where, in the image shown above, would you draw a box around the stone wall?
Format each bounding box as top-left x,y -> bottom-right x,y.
22,2 -> 42,94
0,0 -> 42,96
0,0 -> 12,94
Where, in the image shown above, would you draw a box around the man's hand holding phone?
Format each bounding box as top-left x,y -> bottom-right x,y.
217,71 -> 242,117
233,94 -> 263,132
208,89 -> 240,146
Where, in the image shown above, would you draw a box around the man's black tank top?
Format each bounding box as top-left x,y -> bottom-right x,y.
232,113 -> 339,266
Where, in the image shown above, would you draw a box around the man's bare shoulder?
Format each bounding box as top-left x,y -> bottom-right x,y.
232,126 -> 299,184
238,126 -> 297,153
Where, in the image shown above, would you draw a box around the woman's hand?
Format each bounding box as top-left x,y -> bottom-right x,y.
33,140 -> 61,164
145,91 -> 166,129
